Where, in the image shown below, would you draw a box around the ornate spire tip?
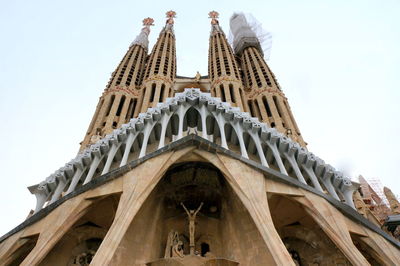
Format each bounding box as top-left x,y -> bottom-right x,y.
142,17 -> 155,27
166,10 -> 177,25
209,10 -> 219,25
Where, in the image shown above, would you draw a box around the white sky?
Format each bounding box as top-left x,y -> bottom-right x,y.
1,0 -> 399,236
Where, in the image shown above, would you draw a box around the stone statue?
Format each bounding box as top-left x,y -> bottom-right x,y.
353,190 -> 367,217
164,230 -> 180,258
89,128 -> 102,145
181,202 -> 203,255
72,250 -> 96,265
195,71 -> 201,82
172,240 -> 184,258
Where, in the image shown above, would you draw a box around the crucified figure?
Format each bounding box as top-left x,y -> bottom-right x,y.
181,202 -> 203,255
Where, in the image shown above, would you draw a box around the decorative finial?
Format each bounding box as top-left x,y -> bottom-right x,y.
130,17 -> 154,49
208,11 -> 219,25
166,10 -> 177,25
142,17 -> 155,27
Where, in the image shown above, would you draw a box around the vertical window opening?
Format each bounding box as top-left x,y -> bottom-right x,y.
159,84 -> 165,102
248,100 -> 255,117
130,99 -> 137,119
239,89 -> 246,111
150,83 -> 156,102
254,99 -> 261,120
106,95 -> 115,116
116,96 -> 126,116
220,84 -> 226,102
125,99 -> 133,120
263,96 -> 272,118
273,96 -> 282,118
229,84 -> 236,103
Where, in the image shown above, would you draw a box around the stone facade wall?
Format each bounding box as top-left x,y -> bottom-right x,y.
220,186 -> 274,264
1,148 -> 398,265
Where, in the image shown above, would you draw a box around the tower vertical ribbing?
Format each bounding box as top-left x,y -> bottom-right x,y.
208,11 -> 245,111
79,18 -> 153,151
139,11 -> 177,113
230,13 -> 306,146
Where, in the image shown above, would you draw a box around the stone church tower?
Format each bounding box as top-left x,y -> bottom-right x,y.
0,11 -> 399,266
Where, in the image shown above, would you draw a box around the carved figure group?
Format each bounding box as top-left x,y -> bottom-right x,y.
164,230 -> 184,258
164,202 -> 204,258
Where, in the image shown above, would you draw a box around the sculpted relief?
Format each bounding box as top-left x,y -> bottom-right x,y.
164,202 -> 204,258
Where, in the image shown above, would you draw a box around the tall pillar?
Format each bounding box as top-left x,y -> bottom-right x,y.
208,11 -> 245,111
139,11 -> 177,113
230,13 -> 306,146
80,18 -> 154,151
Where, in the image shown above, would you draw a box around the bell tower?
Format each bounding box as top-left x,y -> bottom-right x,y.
80,18 -> 154,151
230,13 -> 306,146
2,10 -> 400,266
208,11 -> 245,111
139,10 -> 177,113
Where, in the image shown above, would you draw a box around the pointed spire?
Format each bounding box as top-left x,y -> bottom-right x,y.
209,10 -> 222,33
384,187 -> 400,214
130,17 -> 154,50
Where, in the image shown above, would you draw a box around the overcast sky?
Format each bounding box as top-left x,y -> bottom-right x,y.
1,0 -> 399,236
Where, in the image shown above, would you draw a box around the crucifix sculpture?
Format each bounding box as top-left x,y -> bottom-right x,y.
181,202 -> 203,255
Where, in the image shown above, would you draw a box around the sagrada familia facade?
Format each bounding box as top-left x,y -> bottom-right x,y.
0,11 -> 399,266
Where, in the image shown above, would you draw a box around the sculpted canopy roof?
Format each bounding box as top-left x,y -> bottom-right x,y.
29,88 -> 357,213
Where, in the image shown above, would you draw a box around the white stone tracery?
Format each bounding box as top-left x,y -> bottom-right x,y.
28,89 -> 358,213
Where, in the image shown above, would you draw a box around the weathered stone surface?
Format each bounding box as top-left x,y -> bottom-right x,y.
1,141 -> 399,265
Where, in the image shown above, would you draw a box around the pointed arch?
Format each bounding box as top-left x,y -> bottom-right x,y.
36,194 -> 121,265
183,107 -> 202,132
126,132 -> 144,163
261,142 -> 280,172
242,132 -> 262,164
350,233 -> 387,265
144,123 -> 162,155
1,235 -> 39,266
224,123 -> 240,153
268,194 -> 357,265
